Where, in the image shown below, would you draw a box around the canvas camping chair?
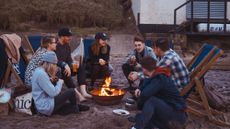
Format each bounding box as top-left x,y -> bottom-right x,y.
1,47 -> 30,97
180,44 -> 230,127
24,35 -> 43,54
83,38 -> 95,64
180,43 -> 216,97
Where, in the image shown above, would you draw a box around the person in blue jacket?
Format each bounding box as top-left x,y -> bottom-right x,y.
129,56 -> 187,129
31,51 -> 89,116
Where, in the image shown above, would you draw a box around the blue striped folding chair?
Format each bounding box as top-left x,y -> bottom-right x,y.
26,35 -> 43,53
83,38 -> 95,63
180,44 -> 229,127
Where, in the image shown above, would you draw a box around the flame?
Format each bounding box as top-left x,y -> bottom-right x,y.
99,77 -> 123,96
103,77 -> 112,87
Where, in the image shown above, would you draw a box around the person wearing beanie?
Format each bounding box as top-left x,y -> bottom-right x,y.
31,51 -> 89,116
55,28 -> 92,101
129,56 -> 187,129
88,32 -> 111,87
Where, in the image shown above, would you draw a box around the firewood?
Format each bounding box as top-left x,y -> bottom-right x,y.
105,89 -> 113,95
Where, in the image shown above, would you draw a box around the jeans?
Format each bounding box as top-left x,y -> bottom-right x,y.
122,63 -> 143,93
135,96 -> 187,129
53,89 -> 79,115
90,64 -> 110,86
122,63 -> 135,86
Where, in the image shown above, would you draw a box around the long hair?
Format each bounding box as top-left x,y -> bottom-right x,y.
91,39 -> 108,56
40,61 -> 57,77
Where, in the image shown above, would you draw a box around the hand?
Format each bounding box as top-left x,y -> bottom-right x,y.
50,76 -> 58,83
130,56 -> 136,64
134,63 -> 142,71
128,72 -> 139,81
99,59 -> 106,66
64,65 -> 71,77
72,61 -> 79,73
135,63 -> 141,68
135,89 -> 141,97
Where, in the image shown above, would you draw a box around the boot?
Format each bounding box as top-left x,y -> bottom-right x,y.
80,85 -> 92,98
74,88 -> 86,102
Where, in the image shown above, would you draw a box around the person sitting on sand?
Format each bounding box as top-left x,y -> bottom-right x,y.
55,28 -> 92,100
25,36 -> 86,102
122,36 -> 157,93
88,32 -> 111,87
129,56 -> 187,129
153,38 -> 189,90
31,51 -> 89,116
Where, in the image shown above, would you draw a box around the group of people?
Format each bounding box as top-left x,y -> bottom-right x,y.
122,36 -> 189,129
25,28 -> 112,116
24,27 -> 189,128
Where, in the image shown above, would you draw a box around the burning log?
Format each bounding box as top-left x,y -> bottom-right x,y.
105,89 -> 113,95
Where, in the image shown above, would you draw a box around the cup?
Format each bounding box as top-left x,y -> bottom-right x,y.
72,61 -> 79,73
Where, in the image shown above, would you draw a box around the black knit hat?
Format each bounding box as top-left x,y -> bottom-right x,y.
95,32 -> 109,40
58,28 -> 72,36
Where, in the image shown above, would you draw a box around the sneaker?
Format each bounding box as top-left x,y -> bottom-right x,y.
78,104 -> 90,112
126,97 -> 136,105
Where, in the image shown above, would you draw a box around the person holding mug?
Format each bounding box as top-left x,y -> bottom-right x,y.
55,28 -> 92,101
31,51 -> 89,116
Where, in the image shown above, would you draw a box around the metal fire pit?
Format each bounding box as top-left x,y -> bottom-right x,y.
90,88 -> 126,106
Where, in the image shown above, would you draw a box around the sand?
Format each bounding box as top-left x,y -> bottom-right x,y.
1,52 -> 230,129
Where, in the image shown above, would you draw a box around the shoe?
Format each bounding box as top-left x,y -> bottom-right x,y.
126,97 -> 136,105
128,116 -> 136,123
78,104 -> 90,112
125,102 -> 137,111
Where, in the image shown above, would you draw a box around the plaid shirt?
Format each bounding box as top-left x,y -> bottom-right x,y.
157,49 -> 189,89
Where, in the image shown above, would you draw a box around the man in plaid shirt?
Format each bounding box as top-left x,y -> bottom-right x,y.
153,38 -> 189,90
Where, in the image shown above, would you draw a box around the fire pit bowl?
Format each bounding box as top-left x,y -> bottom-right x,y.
90,88 -> 126,106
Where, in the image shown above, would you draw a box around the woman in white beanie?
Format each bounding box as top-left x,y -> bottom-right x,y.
31,51 -> 89,116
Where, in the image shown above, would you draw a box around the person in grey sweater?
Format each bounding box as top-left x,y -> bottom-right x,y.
31,51 -> 89,116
